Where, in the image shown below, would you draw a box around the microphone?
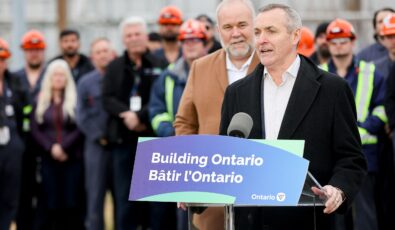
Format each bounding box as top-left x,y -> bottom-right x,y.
227,112 -> 253,138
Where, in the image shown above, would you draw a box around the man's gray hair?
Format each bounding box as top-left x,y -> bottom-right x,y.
215,0 -> 256,25
119,16 -> 147,35
258,4 -> 302,33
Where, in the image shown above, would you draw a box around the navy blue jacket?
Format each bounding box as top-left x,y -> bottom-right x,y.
326,57 -> 386,172
76,70 -> 108,142
357,42 -> 388,63
149,58 -> 189,137
13,68 -> 44,102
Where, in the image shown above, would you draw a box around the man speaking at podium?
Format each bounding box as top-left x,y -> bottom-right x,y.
220,4 -> 367,230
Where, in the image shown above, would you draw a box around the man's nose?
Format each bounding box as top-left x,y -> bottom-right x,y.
231,27 -> 242,37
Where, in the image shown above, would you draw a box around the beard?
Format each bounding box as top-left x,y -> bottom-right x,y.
318,45 -> 331,59
333,53 -> 349,59
162,33 -> 178,42
64,50 -> 78,58
226,42 -> 252,59
28,62 -> 42,70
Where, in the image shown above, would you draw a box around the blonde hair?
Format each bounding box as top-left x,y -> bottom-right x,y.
35,59 -> 77,124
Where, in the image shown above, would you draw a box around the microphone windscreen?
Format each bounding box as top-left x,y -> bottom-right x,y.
227,112 -> 253,138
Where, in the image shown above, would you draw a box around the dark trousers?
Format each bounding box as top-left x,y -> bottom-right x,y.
149,202 -> 177,230
44,208 -> 84,230
16,137 -> 40,230
375,133 -> 395,230
0,133 -> 24,230
353,173 -> 378,230
84,140 -> 110,230
177,208 -> 189,230
235,206 -> 331,230
34,156 -> 85,230
111,142 -> 139,230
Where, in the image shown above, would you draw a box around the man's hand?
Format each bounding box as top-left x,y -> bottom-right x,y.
120,111 -> 140,130
177,202 -> 187,211
134,123 -> 147,132
311,185 -> 345,214
51,143 -> 68,162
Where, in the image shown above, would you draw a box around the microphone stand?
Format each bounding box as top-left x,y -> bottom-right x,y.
225,204 -> 235,230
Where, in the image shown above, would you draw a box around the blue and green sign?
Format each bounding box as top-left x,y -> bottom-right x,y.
129,135 -> 308,206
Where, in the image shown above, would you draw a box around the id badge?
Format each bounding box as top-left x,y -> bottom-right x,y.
0,126 -> 10,145
5,105 -> 14,117
130,96 -> 142,112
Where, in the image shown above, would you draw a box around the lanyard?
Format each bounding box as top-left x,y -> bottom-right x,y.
129,64 -> 142,97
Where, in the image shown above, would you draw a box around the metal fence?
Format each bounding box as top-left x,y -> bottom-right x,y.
0,0 -> 392,70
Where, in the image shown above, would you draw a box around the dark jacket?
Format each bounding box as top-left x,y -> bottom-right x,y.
102,50 -> 166,144
309,51 -> 321,65
374,55 -> 395,80
385,63 -> 395,130
153,47 -> 182,66
76,70 -> 108,142
31,103 -> 83,160
208,39 -> 222,54
220,56 -> 367,229
50,54 -> 94,83
357,42 -> 388,63
0,70 -> 29,135
13,68 -> 44,102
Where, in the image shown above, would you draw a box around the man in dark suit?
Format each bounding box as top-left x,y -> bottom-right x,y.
220,4 -> 367,230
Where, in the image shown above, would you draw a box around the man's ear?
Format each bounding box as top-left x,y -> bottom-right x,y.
293,28 -> 301,46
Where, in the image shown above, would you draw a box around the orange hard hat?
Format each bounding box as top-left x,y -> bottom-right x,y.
0,38 -> 11,59
178,19 -> 208,41
21,29 -> 46,50
326,19 -> 356,41
380,14 -> 395,36
158,6 -> 183,25
297,27 -> 315,57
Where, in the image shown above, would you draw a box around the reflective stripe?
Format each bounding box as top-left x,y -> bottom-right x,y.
323,61 -> 379,145
151,73 -> 176,134
23,118 -> 30,132
151,113 -> 173,132
372,105 -> 388,123
165,76 -> 175,121
23,105 -> 32,115
355,61 -> 375,123
320,63 -> 328,71
358,127 -> 378,145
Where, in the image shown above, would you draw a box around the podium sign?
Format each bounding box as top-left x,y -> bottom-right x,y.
129,135 -> 309,206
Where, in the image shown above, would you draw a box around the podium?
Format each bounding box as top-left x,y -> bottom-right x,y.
129,135 -> 324,230
186,171 -> 325,230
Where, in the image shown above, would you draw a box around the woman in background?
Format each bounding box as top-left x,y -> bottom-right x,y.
31,59 -> 84,230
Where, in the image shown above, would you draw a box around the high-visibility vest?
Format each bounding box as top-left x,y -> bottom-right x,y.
321,61 -> 387,145
151,65 -> 176,133
22,105 -> 32,132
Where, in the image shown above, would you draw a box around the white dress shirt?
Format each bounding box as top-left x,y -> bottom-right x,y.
264,55 -> 301,140
226,51 -> 255,85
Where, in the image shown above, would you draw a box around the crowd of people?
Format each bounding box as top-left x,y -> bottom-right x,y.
0,0 -> 395,230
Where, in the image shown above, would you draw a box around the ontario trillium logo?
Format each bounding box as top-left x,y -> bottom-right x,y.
276,192 -> 286,202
